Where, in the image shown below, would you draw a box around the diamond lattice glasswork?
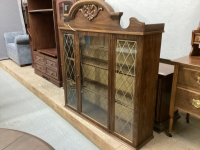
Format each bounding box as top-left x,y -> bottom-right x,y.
63,33 -> 77,109
115,39 -> 137,141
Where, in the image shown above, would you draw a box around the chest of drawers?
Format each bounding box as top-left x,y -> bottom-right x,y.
169,56 -> 200,136
34,51 -> 62,87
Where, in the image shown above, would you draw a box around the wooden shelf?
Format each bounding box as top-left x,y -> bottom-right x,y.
29,9 -> 53,13
82,62 -> 108,70
37,48 -> 57,57
193,42 -> 200,45
82,55 -> 135,71
84,77 -> 133,99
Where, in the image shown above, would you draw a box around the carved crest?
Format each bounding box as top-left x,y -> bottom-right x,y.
79,4 -> 103,21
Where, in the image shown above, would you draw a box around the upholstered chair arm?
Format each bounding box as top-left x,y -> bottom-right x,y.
4,31 -> 24,44
15,35 -> 30,44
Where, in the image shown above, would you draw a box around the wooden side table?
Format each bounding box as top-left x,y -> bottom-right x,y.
169,56 -> 200,137
154,63 -> 180,132
0,128 -> 54,150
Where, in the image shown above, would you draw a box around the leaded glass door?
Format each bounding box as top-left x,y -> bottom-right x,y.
63,33 -> 78,109
78,33 -> 110,128
63,31 -> 138,142
113,36 -> 137,142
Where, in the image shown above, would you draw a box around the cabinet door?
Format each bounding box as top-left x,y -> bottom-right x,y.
114,38 -> 137,141
63,33 -> 77,109
78,33 -> 110,127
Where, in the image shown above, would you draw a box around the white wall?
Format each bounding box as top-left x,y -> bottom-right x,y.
105,0 -> 200,59
0,0 -> 24,60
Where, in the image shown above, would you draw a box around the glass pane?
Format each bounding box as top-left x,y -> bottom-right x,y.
63,33 -> 77,109
59,1 -> 73,20
115,39 -> 137,141
79,35 -> 108,127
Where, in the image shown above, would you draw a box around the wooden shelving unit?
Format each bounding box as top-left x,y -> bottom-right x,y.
27,0 -> 62,87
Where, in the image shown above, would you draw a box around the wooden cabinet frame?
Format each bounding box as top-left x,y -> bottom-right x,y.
58,0 -> 164,148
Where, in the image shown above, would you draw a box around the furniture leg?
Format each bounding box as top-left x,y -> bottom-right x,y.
186,113 -> 190,123
168,115 -> 174,137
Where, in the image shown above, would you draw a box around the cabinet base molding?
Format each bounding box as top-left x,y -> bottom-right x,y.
35,69 -> 62,87
154,110 -> 181,133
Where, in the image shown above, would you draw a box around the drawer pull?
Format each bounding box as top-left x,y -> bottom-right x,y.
192,99 -> 200,108
197,77 -> 200,84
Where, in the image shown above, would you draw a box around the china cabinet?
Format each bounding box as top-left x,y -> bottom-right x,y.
59,0 -> 165,148
169,24 -> 200,137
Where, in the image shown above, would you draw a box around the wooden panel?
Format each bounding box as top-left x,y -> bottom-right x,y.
4,134 -> 53,150
194,35 -> 200,42
45,58 -> 58,70
46,68 -> 58,80
38,48 -> 57,57
0,129 -> 54,150
27,0 -> 52,11
175,87 -> 200,117
172,56 -> 200,67
177,67 -> 200,91
64,0 -> 164,34
133,34 -> 162,147
155,76 -> 171,122
52,0 -> 63,83
35,63 -> 45,73
0,129 -> 24,150
29,13 -> 56,49
34,54 -> 45,65
35,69 -> 62,87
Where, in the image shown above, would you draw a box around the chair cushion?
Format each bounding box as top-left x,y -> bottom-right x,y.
7,43 -> 15,50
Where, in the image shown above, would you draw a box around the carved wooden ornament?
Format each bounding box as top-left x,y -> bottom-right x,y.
79,4 -> 103,21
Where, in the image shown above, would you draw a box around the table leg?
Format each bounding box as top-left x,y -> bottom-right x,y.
186,113 -> 190,123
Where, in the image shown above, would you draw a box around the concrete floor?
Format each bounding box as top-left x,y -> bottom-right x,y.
0,68 -> 99,150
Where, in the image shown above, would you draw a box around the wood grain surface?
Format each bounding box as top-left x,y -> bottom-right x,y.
0,129 -> 54,150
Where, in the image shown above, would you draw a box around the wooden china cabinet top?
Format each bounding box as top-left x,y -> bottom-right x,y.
58,0 -> 165,35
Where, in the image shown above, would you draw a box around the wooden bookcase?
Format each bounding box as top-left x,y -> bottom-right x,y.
27,0 -> 62,87
58,0 -> 165,148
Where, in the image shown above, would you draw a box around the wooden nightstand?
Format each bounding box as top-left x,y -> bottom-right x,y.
169,24 -> 200,137
169,56 -> 200,136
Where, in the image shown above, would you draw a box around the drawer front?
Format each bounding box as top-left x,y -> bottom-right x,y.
177,67 -> 200,91
46,68 -> 58,80
35,63 -> 45,73
34,55 -> 45,65
195,35 -> 200,42
175,88 -> 200,116
45,59 -> 57,70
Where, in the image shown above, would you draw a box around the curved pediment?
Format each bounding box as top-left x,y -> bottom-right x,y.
64,0 -> 120,21
60,0 -> 164,34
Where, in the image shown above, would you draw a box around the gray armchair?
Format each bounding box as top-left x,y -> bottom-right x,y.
4,31 -> 32,66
